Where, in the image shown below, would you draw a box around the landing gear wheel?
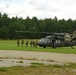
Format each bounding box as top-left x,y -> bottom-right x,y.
43,46 -> 46,48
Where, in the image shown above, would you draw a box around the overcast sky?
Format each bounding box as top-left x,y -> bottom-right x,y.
0,0 -> 76,20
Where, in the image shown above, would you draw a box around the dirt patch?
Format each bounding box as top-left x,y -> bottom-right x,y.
0,50 -> 76,67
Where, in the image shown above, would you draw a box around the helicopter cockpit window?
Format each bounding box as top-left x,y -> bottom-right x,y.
40,38 -> 45,42
40,38 -> 50,43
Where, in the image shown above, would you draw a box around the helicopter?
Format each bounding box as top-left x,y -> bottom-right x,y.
37,31 -> 76,49
15,30 -> 76,49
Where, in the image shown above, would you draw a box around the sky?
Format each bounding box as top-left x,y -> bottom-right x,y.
0,0 -> 76,20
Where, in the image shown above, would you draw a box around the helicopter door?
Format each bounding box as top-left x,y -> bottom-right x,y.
55,40 -> 61,43
47,39 -> 50,43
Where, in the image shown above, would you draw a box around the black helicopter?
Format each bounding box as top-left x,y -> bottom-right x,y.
38,31 -> 76,49
15,30 -> 76,49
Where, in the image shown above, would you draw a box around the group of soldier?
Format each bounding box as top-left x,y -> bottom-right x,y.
17,39 -> 38,47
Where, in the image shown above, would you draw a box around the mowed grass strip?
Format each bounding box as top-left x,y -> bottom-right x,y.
0,40 -> 76,54
0,63 -> 76,75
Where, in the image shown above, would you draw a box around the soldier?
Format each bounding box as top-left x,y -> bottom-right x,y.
21,40 -> 24,47
17,39 -> 20,46
35,40 -> 38,48
52,38 -> 56,48
64,33 -> 73,49
25,40 -> 28,47
30,41 -> 33,47
32,41 -> 35,47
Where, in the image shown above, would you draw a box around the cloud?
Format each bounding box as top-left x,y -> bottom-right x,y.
28,0 -> 75,12
0,3 -> 8,14
24,0 -> 76,19
0,3 -> 6,9
54,0 -> 76,19
5,4 -> 24,14
0,0 -> 76,19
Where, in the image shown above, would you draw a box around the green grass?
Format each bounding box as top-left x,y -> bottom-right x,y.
0,67 -> 7,72
0,40 -> 76,54
0,64 -> 76,75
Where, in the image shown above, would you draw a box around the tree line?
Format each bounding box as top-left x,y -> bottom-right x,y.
0,13 -> 76,39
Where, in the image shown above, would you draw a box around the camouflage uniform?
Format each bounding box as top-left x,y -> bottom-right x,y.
17,40 -> 20,46
26,41 -> 28,47
21,40 -> 24,47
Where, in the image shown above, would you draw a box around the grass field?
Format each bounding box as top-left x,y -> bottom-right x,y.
0,40 -> 76,54
0,63 -> 76,75
0,40 -> 76,75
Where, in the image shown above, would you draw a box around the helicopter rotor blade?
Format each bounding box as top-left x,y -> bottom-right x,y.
15,30 -> 30,33
15,30 -> 53,34
54,33 -> 65,36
